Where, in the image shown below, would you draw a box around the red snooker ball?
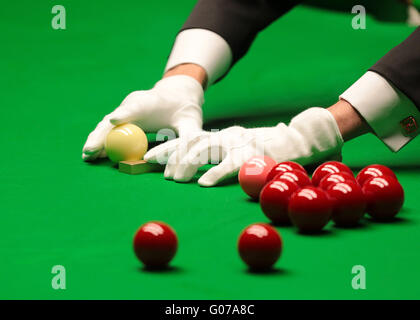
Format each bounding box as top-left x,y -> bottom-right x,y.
288,187 -> 332,233
356,164 -> 398,186
265,161 -> 307,184
326,181 -> 366,227
312,161 -> 353,186
239,156 -> 276,199
319,172 -> 356,190
238,223 -> 282,270
260,179 -> 300,224
362,176 -> 404,220
275,170 -> 312,188
133,222 -> 178,268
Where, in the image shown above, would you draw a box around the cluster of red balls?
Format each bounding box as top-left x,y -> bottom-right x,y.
239,156 -> 405,232
234,156 -> 405,270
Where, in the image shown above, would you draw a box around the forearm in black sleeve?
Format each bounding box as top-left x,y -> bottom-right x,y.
181,0 -> 300,65
369,27 -> 420,110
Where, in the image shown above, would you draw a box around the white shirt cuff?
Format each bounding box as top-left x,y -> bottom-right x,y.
340,71 -> 420,152
165,29 -> 233,86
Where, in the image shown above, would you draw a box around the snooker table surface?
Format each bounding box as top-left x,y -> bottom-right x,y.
1,0 -> 420,299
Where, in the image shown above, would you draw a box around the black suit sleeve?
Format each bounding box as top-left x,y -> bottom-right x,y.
181,0 -> 300,64
369,27 -> 420,110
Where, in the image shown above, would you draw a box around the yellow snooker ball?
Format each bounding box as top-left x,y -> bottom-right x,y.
105,123 -> 148,163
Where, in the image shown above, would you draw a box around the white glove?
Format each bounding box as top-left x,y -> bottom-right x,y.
82,75 -> 204,161
144,108 -> 344,186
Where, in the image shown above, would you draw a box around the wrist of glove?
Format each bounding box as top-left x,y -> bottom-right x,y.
276,107 -> 344,164
82,75 -> 204,161
145,107 -> 344,186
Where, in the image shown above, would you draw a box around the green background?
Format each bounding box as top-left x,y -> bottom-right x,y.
1,0 -> 419,299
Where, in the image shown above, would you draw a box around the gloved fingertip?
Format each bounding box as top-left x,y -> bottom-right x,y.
82,152 -> 97,162
143,152 -> 153,161
164,166 -> 173,179
173,173 -> 188,182
198,176 -> 216,187
109,118 -> 124,126
109,110 -> 131,126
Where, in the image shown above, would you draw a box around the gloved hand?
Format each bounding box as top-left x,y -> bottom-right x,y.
82,75 -> 204,161
144,107 -> 344,186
